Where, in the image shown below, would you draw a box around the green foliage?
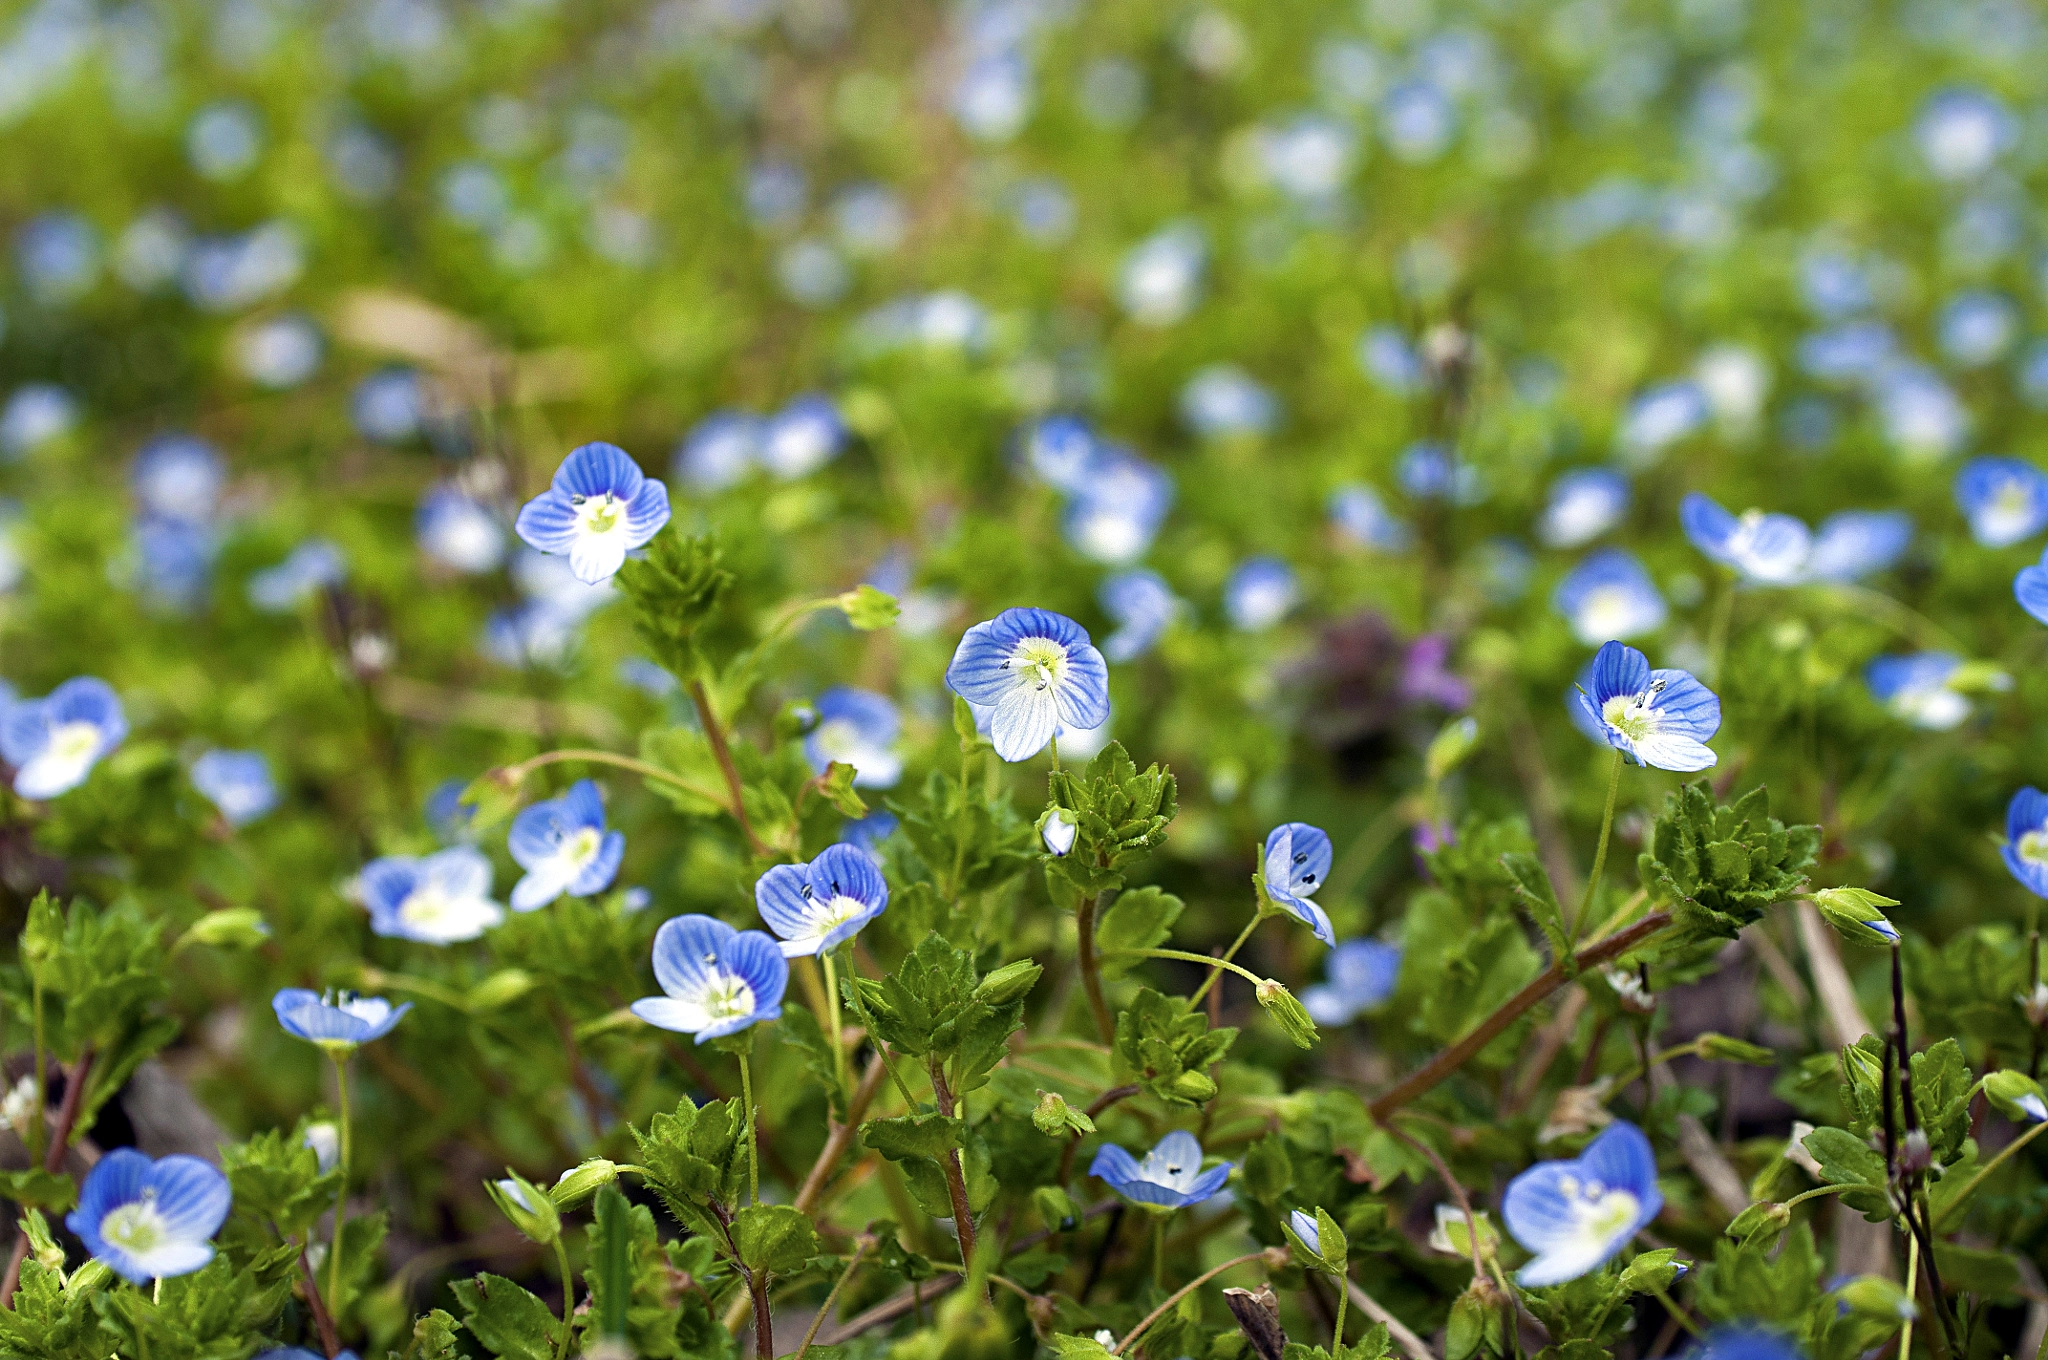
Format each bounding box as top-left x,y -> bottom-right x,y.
1113,986 -> 1237,1105
1637,783 -> 1820,944
452,1273 -> 563,1360
629,1095 -> 748,1240
612,530 -> 734,685
1044,742 -> 1179,895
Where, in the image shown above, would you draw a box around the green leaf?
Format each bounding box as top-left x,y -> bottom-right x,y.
1931,1242 -> 2020,1299
814,761 -> 867,818
1502,851 -> 1571,962
1095,886 -> 1185,979
1799,1126 -> 1891,1221
1241,1135 -> 1294,1205
1636,782 -> 1819,944
1043,743 -> 1179,896
222,1125 -> 342,1237
781,1004 -> 850,1122
176,907 -> 271,949
0,1170 -> 73,1212
1910,1037 -> 1974,1167
862,1113 -> 967,1163
458,768 -> 528,834
410,1310 -> 465,1360
612,529 -> 734,682
638,727 -> 731,817
453,1273 -> 562,1360
1112,986 -> 1237,1106
733,1203 -> 820,1275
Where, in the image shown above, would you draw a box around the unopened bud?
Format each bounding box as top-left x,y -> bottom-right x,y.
180,908 -> 272,950
1726,1201 -> 1790,1247
1985,1069 -> 2048,1124
1811,887 -> 1902,948
1166,1070 -> 1218,1103
1604,966 -> 1656,1014
467,969 -> 537,1012
1032,1090 -> 1094,1138
1695,1032 -> 1774,1065
1898,1128 -> 1932,1175
1425,716 -> 1481,783
1835,1274 -> 1918,1321
549,1158 -> 619,1208
1039,806 -> 1078,857
2022,982 -> 2048,1028
974,959 -> 1043,1006
1255,979 -> 1320,1050
486,1170 -> 561,1245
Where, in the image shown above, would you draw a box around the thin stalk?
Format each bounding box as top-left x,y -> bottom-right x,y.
738,1051 -> 759,1206
1649,1286 -> 1703,1340
822,950 -> 849,1100
1902,1231 -> 1919,1360
1932,1120 -> 2048,1230
1076,887 -> 1115,1044
1704,576 -> 1736,686
327,1054 -> 353,1326
506,748 -> 732,816
1109,946 -> 1265,988
796,1237 -> 872,1359
1784,1182 -> 1858,1211
1570,751 -> 1624,945
840,953 -> 919,1111
299,1247 -> 342,1357
928,1059 -> 987,1303
1187,916 -> 1263,1010
27,973 -> 45,1167
550,1237 -> 575,1360
1153,1215 -> 1166,1291
749,1265 -> 774,1360
1112,1251 -> 1271,1355
1332,1270 -> 1349,1347
688,681 -> 771,857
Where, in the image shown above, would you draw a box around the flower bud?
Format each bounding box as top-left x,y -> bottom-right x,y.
974,958 -> 1044,1006
1425,716 -> 1480,783
1898,1128 -> 1933,1175
467,969 -> 537,1013
485,1170 -> 561,1245
1033,1185 -> 1078,1232
2024,981 -> 2048,1028
1810,887 -> 1902,948
549,1158 -> 619,1209
1695,1032 -> 1774,1065
1984,1069 -> 2048,1124
179,907 -> 272,950
1255,978 -> 1320,1050
1032,1090 -> 1095,1138
1427,1203 -> 1499,1259
64,1258 -> 112,1295
1725,1201 -> 1790,1248
1834,1274 -> 1918,1320
1039,806 -> 1078,857
1166,1070 -> 1218,1103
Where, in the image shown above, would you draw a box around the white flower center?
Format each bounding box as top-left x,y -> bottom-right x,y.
574,493 -> 624,537
47,721 -> 101,767
1005,637 -> 1068,693
1556,1175 -> 1641,1243
101,1196 -> 167,1255
565,826 -> 602,867
1579,587 -> 1639,638
401,886 -> 474,932
694,971 -> 757,1022
2021,830 -> 2048,866
1601,692 -> 1659,743
813,719 -> 866,761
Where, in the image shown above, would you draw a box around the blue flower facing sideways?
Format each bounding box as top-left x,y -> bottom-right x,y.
946,607 -> 1110,762
1502,1120 -> 1662,1286
804,687 -> 903,788
0,676 -> 128,799
273,988 -> 411,1052
1955,457 -> 2048,548
68,1149 -> 231,1284
1302,939 -> 1401,1024
359,845 -> 506,944
2002,788 -> 2048,898
632,913 -> 788,1043
755,843 -> 889,957
1680,492 -> 1811,584
507,778 -> 625,911
514,441 -> 671,585
1577,641 -> 1721,772
191,748 -> 277,827
2015,546 -> 2048,626
1693,1326 -> 1805,1360
1263,822 -> 1335,945
1090,1129 -> 1232,1210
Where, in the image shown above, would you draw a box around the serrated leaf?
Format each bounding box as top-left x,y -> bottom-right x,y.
453,1273 -> 561,1360
814,761 -> 867,818
734,1203 -> 819,1275
1095,886 -> 1185,979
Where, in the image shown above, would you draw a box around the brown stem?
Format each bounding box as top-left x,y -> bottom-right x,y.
1368,912 -> 1671,1122
1057,1085 -> 1139,1186
1076,890 -> 1114,1044
748,1264 -> 774,1360
0,1048 -> 94,1308
301,1247 -> 343,1356
691,682 -> 770,858
929,1060 -> 985,1300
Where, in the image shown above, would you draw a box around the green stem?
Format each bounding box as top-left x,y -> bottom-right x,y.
1187,916 -> 1264,1010
1153,1215 -> 1166,1291
27,973 -> 45,1168
1571,752 -> 1624,946
840,950 -> 920,1111
1932,1119 -> 2048,1231
1113,1251 -> 1270,1355
1704,575 -> 1736,687
1650,1286 -> 1703,1340
327,1054 -> 352,1326
508,748 -> 732,815
550,1236 -> 574,1360
822,951 -> 849,1102
1784,1182 -> 1857,1211
738,1051 -> 759,1206
1108,947 -> 1265,989
1332,1270 -> 1349,1346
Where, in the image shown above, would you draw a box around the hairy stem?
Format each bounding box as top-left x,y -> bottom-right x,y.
507,748 -> 731,817
822,950 -> 849,1101
750,1266 -> 774,1360
1076,889 -> 1115,1044
1187,916 -> 1263,1010
796,1237 -> 872,1359
551,1236 -> 575,1360
1570,751 -> 1625,945
739,1050 -> 759,1206
690,682 -> 771,857
328,1054 -> 353,1326
929,1060 -> 987,1302
300,1247 -> 342,1357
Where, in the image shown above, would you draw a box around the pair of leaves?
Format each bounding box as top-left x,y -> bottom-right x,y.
1112,987 -> 1237,1106
1636,782 -> 1820,943
629,1095 -> 748,1239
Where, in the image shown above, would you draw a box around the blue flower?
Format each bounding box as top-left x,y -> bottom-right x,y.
839,810 -> 899,862
1538,469 -> 1630,549
1938,290 -> 2018,368
508,779 -> 624,911
359,846 -> 505,944
1877,364 -> 1967,462
1302,940 -> 1401,1025
1226,557 -> 1299,631
351,368 -> 422,444
2017,548 -> 2048,626
1578,641 -> 1720,772
1797,321 -> 1895,384
1617,382 -> 1709,465
1118,222 -> 1205,326
1263,822 -> 1335,945
131,516 -> 215,612
417,485 -> 507,574
1502,1120 -> 1662,1286
1356,326 -> 1425,394
514,442 -> 671,585
631,914 -> 788,1043
1180,364 -> 1277,439
1062,453 -> 1173,564
247,539 -> 344,612
1954,458 -> 2048,548
1552,549 -> 1666,645
1804,511 -> 1912,583
617,657 -> 679,697
1089,1129 -> 1232,1210
756,843 -> 889,957
191,749 -> 277,826
424,778 -> 477,844
1693,1327 -> 1803,1360
1099,570 -> 1179,663
805,688 -> 903,788
2000,789 -> 2048,898
67,1149 -> 231,1285
673,411 -> 761,494
131,434 -> 223,524
1680,493 -> 1811,584
0,677 -> 128,799
0,383 -> 78,458
759,395 -> 844,480
1020,416 -> 1100,493
946,608 -> 1110,762
272,988 -> 411,1051
1917,86 -> 2013,181
1329,485 -> 1412,552
1865,653 -> 1971,730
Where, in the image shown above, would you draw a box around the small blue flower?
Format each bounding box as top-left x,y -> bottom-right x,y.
1099,570 -> 1179,663
1578,641 -> 1720,772
0,383 -> 78,458
1938,290 -> 2018,368
417,485 -> 507,574
1118,222 -> 1206,326
952,51 -> 1032,142
1797,321 -> 1895,384
2000,789 -> 2048,898
0,677 -> 128,799
131,434 -> 223,524
1062,453 -> 1173,564
1263,822 -> 1335,945
1917,86 -> 2013,181
351,368 -> 422,444
1329,485 -> 1412,552
1552,549 -> 1666,645
1865,653 -> 1971,731
1302,939 -> 1401,1025
1020,416 -> 1100,493
1258,114 -> 1356,203
131,516 -> 216,612
1180,364 -> 1277,439
1502,1120 -> 1662,1286
1693,1326 -> 1804,1360
508,779 -> 625,912
359,846 -> 506,944
1356,326 -> 1425,394
1041,807 -> 1078,857
631,913 -> 788,1043
1539,469 -> 1630,550
946,608 -> 1111,762
1287,1207 -> 1323,1256
1954,458 -> 2048,548
756,843 -> 890,957
759,395 -> 845,480
805,688 -> 903,789
247,539 -> 344,612
1877,364 -> 1967,462
1804,511 -> 1912,583
1225,557 -> 1299,631
1089,1129 -> 1232,1210
272,988 -> 411,1051
1398,443 -> 1478,502
672,411 -> 761,494
1617,382 -> 1709,464
1679,493 -> 1811,584
2017,548 -> 2048,626
67,1149 -> 231,1285
839,810 -> 898,862
514,442 -> 671,585
191,749 -> 277,827
424,778 -> 477,844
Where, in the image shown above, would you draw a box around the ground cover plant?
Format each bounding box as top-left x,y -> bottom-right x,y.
3,0 -> 2048,1357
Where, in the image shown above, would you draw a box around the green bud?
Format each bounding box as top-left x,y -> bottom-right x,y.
1983,1069 -> 2048,1124
467,969 -> 537,1012
1427,1204 -> 1500,1259
1725,1201 -> 1790,1248
1425,716 -> 1481,783
1033,1185 -> 1079,1232
837,584 -> 901,630
549,1158 -> 619,1209
1032,1090 -> 1095,1138
1617,1247 -> 1683,1295
459,766 -> 527,833
1948,659 -> 2013,696
22,1210 -> 62,1272
1811,887 -> 1902,948
1695,1032 -> 1775,1065
1255,978 -> 1320,1050
63,1258 -> 112,1295
975,959 -> 1044,1006
1834,1274 -> 1918,1321
485,1170 -> 560,1245
1165,1070 -> 1218,1103
1841,1042 -> 1885,1101
178,907 -> 272,950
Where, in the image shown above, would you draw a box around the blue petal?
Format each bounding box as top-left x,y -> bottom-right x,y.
356,857 -> 421,916
724,929 -> 790,1012
146,1155 -> 232,1239
1152,1129 -> 1204,1169
1053,641 -> 1111,730
944,620 -> 1015,705
2008,787 -> 2048,842
623,478 -> 672,547
552,442 -> 645,499
810,843 -> 889,910
987,685 -> 1059,762
561,779 -> 607,829
1088,1144 -> 1141,1188
650,914 -> 737,997
2017,562 -> 2048,625
755,864 -> 816,944
1588,641 -> 1651,706
514,490 -> 581,554
1182,1162 -> 1233,1205
1646,669 -> 1721,742
1578,1120 -> 1660,1205
1679,492 -> 1737,558
568,830 -> 626,896
1501,1160 -> 1586,1253
989,606 -> 1091,653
